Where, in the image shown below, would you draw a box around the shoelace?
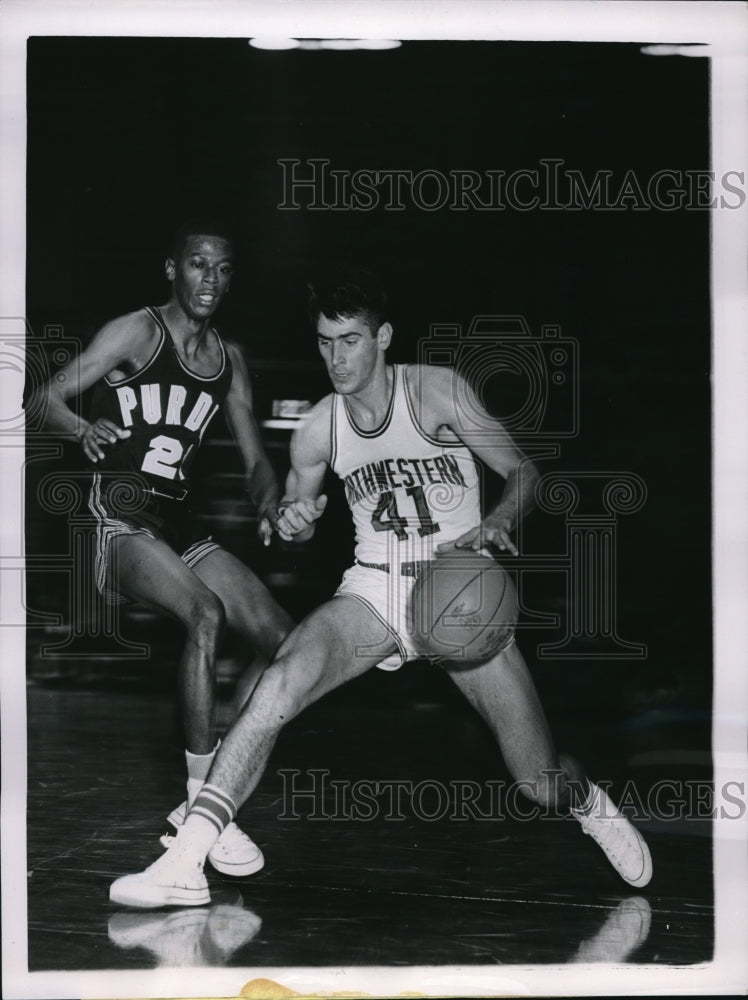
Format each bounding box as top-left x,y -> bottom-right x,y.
214,822 -> 258,850
161,823 -> 257,856
581,814 -> 620,845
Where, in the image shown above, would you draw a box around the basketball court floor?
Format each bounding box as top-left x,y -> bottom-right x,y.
25,656 -> 713,973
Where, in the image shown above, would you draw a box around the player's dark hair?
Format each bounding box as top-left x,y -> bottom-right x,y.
168,217 -> 235,262
307,268 -> 388,336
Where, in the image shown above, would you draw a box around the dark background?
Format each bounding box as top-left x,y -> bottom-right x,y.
25,35 -> 711,734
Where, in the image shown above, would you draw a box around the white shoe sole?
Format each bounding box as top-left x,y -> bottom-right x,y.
110,874 -> 210,909
207,847 -> 265,877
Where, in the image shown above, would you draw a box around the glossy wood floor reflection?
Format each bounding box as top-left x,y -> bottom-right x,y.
25,667 -> 713,972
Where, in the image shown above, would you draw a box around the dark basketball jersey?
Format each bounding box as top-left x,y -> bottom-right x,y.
88,306 -> 233,501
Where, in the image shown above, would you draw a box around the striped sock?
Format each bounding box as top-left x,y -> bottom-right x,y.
186,783 -> 237,839
172,784 -> 238,864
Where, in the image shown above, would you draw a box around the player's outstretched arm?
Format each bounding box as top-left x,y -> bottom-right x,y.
415,365 -> 539,555
276,398 -> 331,543
223,343 -> 283,546
27,314 -> 145,462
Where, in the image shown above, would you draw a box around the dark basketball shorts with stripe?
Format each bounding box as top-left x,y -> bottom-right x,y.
88,472 -> 222,603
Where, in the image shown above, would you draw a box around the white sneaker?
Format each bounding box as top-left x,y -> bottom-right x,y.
574,896 -> 652,963
164,801 -> 265,877
572,783 -> 653,888
206,903 -> 263,960
109,898 -> 262,965
109,909 -> 210,964
109,850 -> 210,909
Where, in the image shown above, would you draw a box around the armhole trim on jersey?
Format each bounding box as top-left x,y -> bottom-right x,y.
196,327 -> 228,383
403,364 -> 467,450
342,364 -> 397,438
103,307 -> 165,387
208,331 -> 229,383
330,394 -> 339,472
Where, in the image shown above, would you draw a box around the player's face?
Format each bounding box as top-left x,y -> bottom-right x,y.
166,235 -> 234,321
316,313 -> 390,395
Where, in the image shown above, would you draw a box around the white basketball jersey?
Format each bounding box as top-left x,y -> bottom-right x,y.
331,365 -> 481,565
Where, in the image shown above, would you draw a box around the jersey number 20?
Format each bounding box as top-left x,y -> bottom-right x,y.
141,434 -> 186,480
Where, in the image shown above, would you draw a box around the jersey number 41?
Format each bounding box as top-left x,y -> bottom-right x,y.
371,486 -> 439,539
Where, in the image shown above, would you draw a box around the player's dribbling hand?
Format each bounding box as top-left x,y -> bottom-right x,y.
80,418 -> 131,463
276,495 -> 328,541
436,515 -> 519,557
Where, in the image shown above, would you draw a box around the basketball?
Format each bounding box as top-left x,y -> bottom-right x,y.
411,552 -> 518,664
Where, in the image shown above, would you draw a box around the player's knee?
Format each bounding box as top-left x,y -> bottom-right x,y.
258,650 -> 321,723
186,591 -> 226,647
256,619 -> 293,661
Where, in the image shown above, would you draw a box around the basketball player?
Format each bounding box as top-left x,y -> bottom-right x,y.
35,219 -> 293,876
110,269 -> 652,907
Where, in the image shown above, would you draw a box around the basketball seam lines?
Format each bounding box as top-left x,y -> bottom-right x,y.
428,568 -> 507,643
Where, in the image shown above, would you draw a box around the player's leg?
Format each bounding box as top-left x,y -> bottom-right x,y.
110,596 -> 398,907
110,531 -> 226,755
188,547 -> 294,716
160,546 -> 295,875
197,594 -> 396,809
444,641 -> 583,806
107,530 -> 273,877
445,642 -> 652,887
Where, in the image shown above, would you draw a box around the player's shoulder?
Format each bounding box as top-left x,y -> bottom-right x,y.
305,392 -> 336,424
85,309 -> 158,370
298,392 -> 336,437
221,338 -> 244,367
94,308 -> 158,346
219,340 -> 252,399
290,393 -> 335,463
403,363 -> 461,405
221,335 -> 238,353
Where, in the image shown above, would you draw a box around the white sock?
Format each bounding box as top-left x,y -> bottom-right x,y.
185,741 -> 220,807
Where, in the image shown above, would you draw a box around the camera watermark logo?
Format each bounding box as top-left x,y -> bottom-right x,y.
1,319 -> 82,436
418,315 -> 579,441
